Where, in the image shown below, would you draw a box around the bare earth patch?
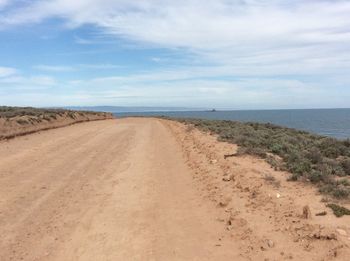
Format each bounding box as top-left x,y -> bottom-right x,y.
163,119 -> 350,260
0,117 -> 349,260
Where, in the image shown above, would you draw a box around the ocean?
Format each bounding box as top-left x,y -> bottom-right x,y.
114,108 -> 350,140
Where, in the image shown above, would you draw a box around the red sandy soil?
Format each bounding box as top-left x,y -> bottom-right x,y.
0,118 -> 349,260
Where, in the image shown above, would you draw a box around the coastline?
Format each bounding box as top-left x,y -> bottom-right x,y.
113,108 -> 350,140
167,117 -> 350,202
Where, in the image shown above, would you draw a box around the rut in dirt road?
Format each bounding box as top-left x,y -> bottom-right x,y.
0,118 -> 240,261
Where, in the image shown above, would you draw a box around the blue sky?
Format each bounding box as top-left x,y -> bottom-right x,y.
0,0 -> 350,109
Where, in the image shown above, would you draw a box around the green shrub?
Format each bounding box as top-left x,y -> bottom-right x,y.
306,147 -> 323,164
288,161 -> 312,176
16,119 -> 28,125
269,143 -> 284,154
326,203 -> 350,217
0,106 -> 111,120
344,139 -> 350,147
341,158 -> 350,176
49,114 -> 57,120
323,158 -> 346,176
172,118 -> 350,199
266,155 -> 283,170
308,170 -> 326,183
237,146 -> 267,158
336,179 -> 350,186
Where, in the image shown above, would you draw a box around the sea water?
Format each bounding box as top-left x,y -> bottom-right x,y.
114,108 -> 350,140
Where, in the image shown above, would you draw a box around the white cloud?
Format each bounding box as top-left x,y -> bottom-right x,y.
1,1 -> 350,108
1,1 -> 350,77
78,64 -> 122,70
73,36 -> 95,45
1,72 -> 349,108
0,66 -> 17,77
0,75 -> 56,88
63,71 -> 349,109
34,64 -> 122,72
34,65 -> 75,72
0,0 -> 9,9
0,66 -> 57,90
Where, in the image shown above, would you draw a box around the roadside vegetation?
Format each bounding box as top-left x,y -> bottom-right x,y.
0,106 -> 110,123
326,203 -> 350,217
172,118 -> 350,200
0,106 -> 113,140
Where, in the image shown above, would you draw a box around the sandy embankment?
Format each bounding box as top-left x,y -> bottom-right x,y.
0,110 -> 113,140
0,118 -> 349,260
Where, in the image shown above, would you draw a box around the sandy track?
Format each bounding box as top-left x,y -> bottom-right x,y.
1,118 -> 349,261
0,118 -> 240,261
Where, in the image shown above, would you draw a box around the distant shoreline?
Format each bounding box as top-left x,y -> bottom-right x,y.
113,108 -> 350,140
61,106 -> 350,113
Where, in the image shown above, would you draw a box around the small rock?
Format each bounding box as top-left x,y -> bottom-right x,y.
223,174 -> 235,182
276,193 -> 281,198
250,192 -> 257,199
218,197 -> 231,207
318,228 -> 337,240
336,229 -> 347,236
267,239 -> 275,248
327,233 -> 337,240
210,159 -> 218,164
302,205 -> 312,219
315,211 -> 327,216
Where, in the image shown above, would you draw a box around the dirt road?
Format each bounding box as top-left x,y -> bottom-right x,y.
0,118 -> 240,261
0,118 -> 349,260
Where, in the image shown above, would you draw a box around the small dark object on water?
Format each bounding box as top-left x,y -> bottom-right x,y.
315,211 -> 327,216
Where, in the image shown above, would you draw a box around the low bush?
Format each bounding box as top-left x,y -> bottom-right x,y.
266,155 -> 283,170
0,106 -> 110,121
341,158 -> 350,175
263,174 -> 281,188
326,203 -> 350,217
172,118 -> 350,199
16,119 -> 29,125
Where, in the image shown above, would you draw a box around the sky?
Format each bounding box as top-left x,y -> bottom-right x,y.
0,0 -> 350,109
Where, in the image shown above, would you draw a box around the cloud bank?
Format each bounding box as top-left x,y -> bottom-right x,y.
0,0 -> 350,108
